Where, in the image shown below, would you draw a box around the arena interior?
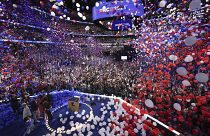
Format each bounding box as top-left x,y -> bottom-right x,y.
0,0 -> 209,136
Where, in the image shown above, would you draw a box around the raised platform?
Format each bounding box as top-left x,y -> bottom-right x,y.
0,90 -> 180,136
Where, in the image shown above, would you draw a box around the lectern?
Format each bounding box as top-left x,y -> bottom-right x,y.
68,96 -> 80,112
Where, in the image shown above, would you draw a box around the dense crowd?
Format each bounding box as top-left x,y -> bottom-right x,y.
0,41 -> 139,100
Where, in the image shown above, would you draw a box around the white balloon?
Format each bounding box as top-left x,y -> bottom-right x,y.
176,67 -> 188,76
166,3 -> 173,8
85,26 -> 90,31
184,36 -> 197,46
82,16 -> 86,20
134,128 -> 138,133
138,119 -> 142,123
78,12 -> 83,17
58,1 -> 64,6
61,126 -> 65,130
99,122 -> 103,126
57,127 -> 62,133
124,131 -> 129,136
76,3 -> 80,8
72,127 -> 76,131
59,114 -> 62,118
142,132 -> 146,136
93,120 -> 97,125
191,103 -> 196,106
81,127 -> 85,133
91,125 -> 95,129
159,0 -> 167,7
169,55 -> 178,61
87,126 -> 91,131
152,122 -> 157,126
86,114 -> 89,118
95,2 -> 100,7
88,131 -> 93,135
87,124 -> 91,129
52,5 -> 59,9
189,0 -> 201,11
70,116 -> 74,119
102,121 -> 106,126
13,4 -> 18,8
182,80 -> 191,86
145,99 -> 154,108
142,115 -> 147,120
173,103 -> 181,111
75,122 -> 79,126
86,6 -> 89,10
50,132 -> 56,136
70,124 -> 74,127
195,73 -> 209,83
184,55 -> 193,62
67,17 -> 71,20
81,110 -> 86,115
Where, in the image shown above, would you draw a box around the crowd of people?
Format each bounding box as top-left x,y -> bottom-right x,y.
0,41 -> 139,100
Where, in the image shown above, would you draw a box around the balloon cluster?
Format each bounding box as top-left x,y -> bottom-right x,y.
128,3 -> 209,134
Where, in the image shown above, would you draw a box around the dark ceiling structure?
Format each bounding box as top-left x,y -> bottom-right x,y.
9,0 -> 209,31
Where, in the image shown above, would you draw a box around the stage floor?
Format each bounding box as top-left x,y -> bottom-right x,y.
0,96 -> 145,136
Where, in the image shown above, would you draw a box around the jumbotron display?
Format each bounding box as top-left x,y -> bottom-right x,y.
92,0 -> 144,30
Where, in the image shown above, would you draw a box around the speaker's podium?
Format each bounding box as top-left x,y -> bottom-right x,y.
68,96 -> 80,112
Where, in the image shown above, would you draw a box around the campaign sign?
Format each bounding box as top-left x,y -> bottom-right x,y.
92,0 -> 144,21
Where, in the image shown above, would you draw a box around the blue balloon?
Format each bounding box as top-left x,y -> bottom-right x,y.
181,26 -> 187,32
64,9 -> 68,13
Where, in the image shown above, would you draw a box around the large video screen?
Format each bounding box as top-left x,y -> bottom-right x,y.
92,0 -> 144,21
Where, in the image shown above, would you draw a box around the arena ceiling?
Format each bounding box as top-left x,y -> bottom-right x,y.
11,0 -> 208,23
